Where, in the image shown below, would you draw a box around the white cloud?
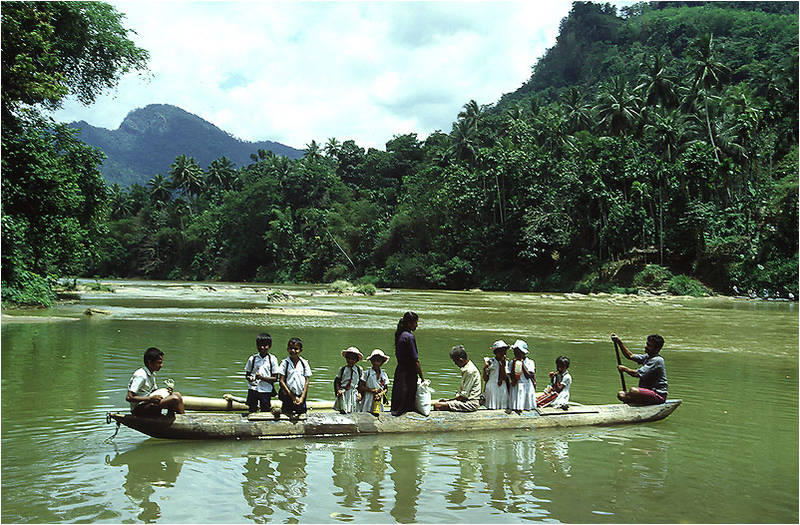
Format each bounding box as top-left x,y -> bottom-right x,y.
52,0 -> 578,150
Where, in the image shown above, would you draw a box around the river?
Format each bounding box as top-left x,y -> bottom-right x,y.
1,280 -> 797,523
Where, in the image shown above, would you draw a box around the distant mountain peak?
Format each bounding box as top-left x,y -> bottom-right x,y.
68,103 -> 304,186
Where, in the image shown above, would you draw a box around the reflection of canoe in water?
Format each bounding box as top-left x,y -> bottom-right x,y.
182,394 -> 333,411
108,399 -> 680,440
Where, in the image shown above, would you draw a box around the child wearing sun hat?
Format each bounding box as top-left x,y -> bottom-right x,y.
359,349 -> 390,414
508,339 -> 536,412
334,346 -> 364,413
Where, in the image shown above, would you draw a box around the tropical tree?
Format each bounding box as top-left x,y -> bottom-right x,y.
324,137 -> 342,158
1,1 -> 148,304
458,99 -> 484,132
169,154 -> 204,199
560,87 -> 593,133
637,53 -> 678,110
147,174 -> 172,206
594,76 -> 642,136
206,156 -> 237,191
304,140 -> 323,163
686,33 -> 731,162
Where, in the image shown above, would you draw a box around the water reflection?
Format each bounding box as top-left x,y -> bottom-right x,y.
389,443 -> 425,523
445,445 -> 480,505
106,445 -> 184,523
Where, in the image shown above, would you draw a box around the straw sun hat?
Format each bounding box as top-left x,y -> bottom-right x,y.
341,346 -> 363,360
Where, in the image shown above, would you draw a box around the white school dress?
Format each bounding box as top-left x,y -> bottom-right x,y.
334,364 -> 363,413
508,358 -> 536,410
359,367 -> 389,412
483,358 -> 510,409
550,371 -> 572,408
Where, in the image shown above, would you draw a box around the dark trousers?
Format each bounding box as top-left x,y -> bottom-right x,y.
246,389 -> 272,412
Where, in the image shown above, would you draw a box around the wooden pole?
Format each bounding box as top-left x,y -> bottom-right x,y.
613,339 -> 627,391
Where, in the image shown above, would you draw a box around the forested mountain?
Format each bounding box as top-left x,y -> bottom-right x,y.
70,104 -> 304,186
3,1 -> 798,307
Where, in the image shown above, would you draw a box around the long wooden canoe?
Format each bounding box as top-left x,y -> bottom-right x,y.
107,399 -> 680,440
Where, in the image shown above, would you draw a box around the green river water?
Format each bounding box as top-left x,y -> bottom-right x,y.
1,280 -> 797,523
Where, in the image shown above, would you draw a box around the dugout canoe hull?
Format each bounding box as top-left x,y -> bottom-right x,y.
107,399 -> 680,440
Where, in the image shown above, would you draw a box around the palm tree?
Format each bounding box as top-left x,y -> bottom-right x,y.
447,119 -> 479,168
687,33 -> 730,162
169,154 -> 204,199
304,140 -> 323,163
594,76 -> 642,136
560,87 -> 593,133
637,53 -> 678,110
147,174 -> 172,206
458,99 -> 483,132
206,156 -> 236,191
108,183 -> 132,219
324,137 -> 341,158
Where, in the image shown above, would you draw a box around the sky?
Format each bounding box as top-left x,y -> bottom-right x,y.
52,1 -> 611,150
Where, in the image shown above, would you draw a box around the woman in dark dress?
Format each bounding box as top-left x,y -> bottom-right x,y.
390,311 -> 424,416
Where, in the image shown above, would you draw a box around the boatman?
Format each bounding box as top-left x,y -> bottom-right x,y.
611,333 -> 668,405
433,345 -> 482,412
126,347 -> 185,416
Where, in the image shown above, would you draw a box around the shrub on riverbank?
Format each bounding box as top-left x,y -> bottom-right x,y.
327,280 -> 353,294
633,265 -> 673,290
355,283 -> 377,295
667,275 -> 712,297
1,271 -> 56,307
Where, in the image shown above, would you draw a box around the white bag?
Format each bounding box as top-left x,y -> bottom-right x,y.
415,379 -> 433,416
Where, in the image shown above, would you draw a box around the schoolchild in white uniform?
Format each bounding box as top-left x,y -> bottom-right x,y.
277,337 -> 312,416
537,355 -> 571,409
126,347 -> 184,416
508,339 -> 536,412
359,349 -> 391,414
244,332 -> 280,412
482,340 -> 510,409
334,346 -> 364,413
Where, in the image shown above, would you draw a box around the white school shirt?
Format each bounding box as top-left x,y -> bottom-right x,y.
279,357 -> 312,396
245,353 -> 280,393
128,367 -> 157,411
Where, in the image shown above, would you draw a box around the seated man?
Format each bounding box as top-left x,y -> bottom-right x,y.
433,345 -> 481,412
126,347 -> 185,417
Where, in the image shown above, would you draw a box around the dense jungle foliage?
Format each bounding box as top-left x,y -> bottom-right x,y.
2,2 -> 798,306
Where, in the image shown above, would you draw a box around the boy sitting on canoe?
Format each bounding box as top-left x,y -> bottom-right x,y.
433,345 -> 481,412
611,333 -> 668,405
126,347 -> 185,417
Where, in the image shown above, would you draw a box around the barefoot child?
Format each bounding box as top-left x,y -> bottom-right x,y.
359,349 -> 390,414
536,355 -> 571,409
482,340 -> 510,409
244,333 -> 279,413
126,347 -> 185,417
508,339 -> 536,412
277,337 -> 312,417
334,347 -> 364,413
611,333 -> 668,405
